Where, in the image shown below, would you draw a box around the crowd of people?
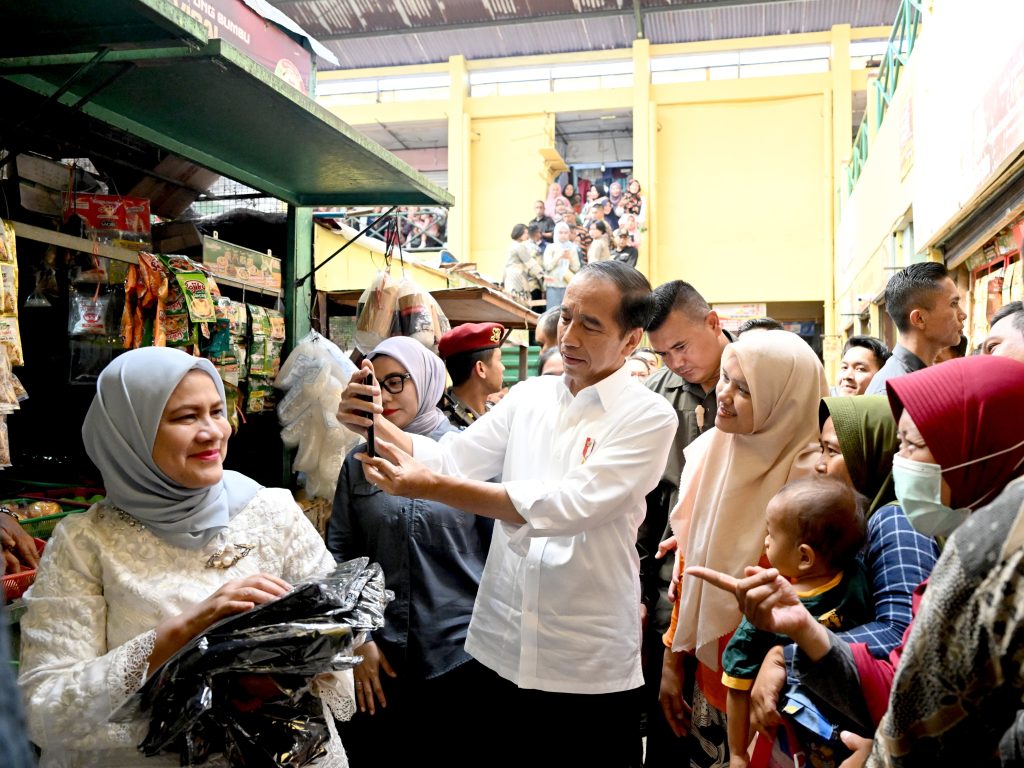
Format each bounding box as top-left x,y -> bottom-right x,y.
331,206 -> 449,250
503,179 -> 646,311
5,254 -> 1024,768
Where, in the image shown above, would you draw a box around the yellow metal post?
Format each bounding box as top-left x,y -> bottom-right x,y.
631,38 -> 654,278
447,55 -> 469,259
827,25 -> 852,379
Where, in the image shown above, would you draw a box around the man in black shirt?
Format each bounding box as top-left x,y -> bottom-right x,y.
529,200 -> 555,244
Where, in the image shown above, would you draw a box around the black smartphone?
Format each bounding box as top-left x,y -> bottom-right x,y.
357,372 -> 375,458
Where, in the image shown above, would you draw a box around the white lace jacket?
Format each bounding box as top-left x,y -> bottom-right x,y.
18,487 -> 354,768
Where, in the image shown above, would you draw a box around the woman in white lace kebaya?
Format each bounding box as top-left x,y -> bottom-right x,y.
18,347 -> 353,767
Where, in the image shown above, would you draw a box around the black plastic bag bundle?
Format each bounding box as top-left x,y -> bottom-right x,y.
113,558 -> 391,767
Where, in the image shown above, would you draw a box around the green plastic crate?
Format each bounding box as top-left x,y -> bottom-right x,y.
19,510 -> 79,541
501,345 -> 541,385
3,498 -> 81,541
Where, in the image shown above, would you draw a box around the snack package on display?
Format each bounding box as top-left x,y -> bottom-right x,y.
0,264 -> 16,316
223,382 -> 242,433
0,416 -> 10,469
68,287 -> 111,337
0,347 -> 20,415
245,379 -> 275,414
0,317 -> 24,367
0,219 -> 15,263
247,304 -> 273,378
159,255 -> 217,324
11,372 -> 27,402
64,193 -> 151,250
113,558 -> 392,768
267,309 -> 286,377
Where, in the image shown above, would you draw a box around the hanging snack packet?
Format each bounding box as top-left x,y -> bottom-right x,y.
158,255 -> 217,324
68,287 -> 111,336
0,416 -> 10,469
0,263 -> 18,316
224,382 -> 242,432
0,317 -> 24,366
248,304 -> 274,378
175,272 -> 216,323
11,372 -> 27,402
204,296 -> 243,386
0,220 -> 15,264
0,347 -> 17,415
266,309 -> 286,378
246,379 -> 275,414
160,279 -> 194,348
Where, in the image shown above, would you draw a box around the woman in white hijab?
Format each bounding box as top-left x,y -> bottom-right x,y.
19,347 -> 353,767
659,330 -> 828,767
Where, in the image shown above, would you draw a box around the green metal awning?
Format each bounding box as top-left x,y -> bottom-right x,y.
0,0 -> 453,207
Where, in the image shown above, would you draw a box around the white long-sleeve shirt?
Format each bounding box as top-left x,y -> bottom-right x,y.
411,363 -> 677,694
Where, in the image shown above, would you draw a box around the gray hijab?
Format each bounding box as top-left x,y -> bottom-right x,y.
82,347 -> 261,549
367,336 -> 448,436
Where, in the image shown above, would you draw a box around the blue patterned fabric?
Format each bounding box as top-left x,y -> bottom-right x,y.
835,503 -> 939,658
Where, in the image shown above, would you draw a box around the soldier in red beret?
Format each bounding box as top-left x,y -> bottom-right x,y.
437,322 -> 509,428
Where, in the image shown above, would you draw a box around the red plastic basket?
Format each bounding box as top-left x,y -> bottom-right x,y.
3,538 -> 46,602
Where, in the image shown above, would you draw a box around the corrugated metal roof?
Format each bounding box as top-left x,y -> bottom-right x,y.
268,0 -> 899,69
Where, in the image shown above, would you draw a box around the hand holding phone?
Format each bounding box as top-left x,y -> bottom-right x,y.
357,372 -> 376,458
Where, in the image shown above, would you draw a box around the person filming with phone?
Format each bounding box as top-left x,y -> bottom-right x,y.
338,262 -> 677,766
328,336 -> 493,767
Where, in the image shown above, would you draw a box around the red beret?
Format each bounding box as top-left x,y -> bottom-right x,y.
438,322 -> 509,360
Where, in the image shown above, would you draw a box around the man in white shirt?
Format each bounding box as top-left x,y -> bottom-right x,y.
339,261 -> 678,765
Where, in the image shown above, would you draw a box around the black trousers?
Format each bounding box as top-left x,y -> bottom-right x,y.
339,658 -> 492,768
477,663 -> 644,768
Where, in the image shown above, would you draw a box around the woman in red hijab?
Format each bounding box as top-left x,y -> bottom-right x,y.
689,355 -> 1024,767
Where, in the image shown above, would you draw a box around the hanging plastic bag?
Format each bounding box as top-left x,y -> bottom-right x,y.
427,291 -> 451,350
354,271 -> 400,353
114,558 -> 392,768
396,277 -> 434,343
68,286 -> 110,337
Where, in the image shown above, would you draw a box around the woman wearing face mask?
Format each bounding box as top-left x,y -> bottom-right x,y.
691,355 -> 1024,767
739,396 -> 940,763
814,396 -> 939,650
657,330 -> 829,766
327,337 -> 493,767
18,347 -> 352,767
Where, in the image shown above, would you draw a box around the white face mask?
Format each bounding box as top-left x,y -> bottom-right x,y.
892,437 -> 1024,537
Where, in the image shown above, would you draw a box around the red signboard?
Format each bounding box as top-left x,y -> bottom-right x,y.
167,0 -> 313,94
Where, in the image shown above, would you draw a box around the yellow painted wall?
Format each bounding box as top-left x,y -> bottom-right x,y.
317,27 -> 891,336
313,224 -> 450,292
833,64 -> 915,339
468,113 -> 554,280
654,92 -> 827,301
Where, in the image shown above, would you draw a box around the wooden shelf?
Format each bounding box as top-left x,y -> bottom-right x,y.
11,220 -> 281,297
324,285 -> 538,329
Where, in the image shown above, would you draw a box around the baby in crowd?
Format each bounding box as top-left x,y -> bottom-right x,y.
720,476 -> 872,767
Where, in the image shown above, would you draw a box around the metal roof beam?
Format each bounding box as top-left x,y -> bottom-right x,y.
310,0 -> 795,42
